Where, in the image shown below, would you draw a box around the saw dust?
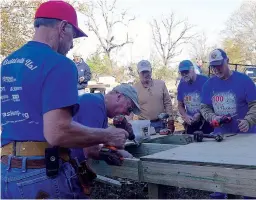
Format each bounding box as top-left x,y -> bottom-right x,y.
90,177 -> 211,199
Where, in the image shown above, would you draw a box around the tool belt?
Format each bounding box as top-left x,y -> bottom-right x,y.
1,142 -> 70,169
1,141 -> 97,195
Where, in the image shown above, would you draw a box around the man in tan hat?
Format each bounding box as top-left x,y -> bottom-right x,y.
134,60 -> 175,133
1,1 -> 128,198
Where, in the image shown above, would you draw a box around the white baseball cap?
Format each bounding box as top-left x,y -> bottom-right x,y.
137,60 -> 152,73
209,49 -> 228,66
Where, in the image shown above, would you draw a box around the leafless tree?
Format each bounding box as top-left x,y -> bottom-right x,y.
151,12 -> 196,67
85,0 -> 135,67
223,1 -> 256,64
189,33 -> 210,63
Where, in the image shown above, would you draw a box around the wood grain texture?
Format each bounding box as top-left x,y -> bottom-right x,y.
141,134 -> 256,167
89,143 -> 179,181
141,161 -> 256,197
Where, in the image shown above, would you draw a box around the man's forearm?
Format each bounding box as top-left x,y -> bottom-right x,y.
244,100 -> 256,127
200,103 -> 217,122
44,119 -> 108,148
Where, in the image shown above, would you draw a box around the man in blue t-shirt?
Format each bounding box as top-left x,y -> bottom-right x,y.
1,1 -> 128,199
201,49 -> 256,134
177,60 -> 213,134
71,84 -> 141,162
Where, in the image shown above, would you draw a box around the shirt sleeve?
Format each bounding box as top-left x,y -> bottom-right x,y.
244,76 -> 256,102
42,60 -> 79,116
201,80 -> 212,105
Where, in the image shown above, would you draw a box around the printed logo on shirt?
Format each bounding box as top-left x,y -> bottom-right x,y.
2,58 -> 38,70
212,91 -> 236,115
184,92 -> 201,114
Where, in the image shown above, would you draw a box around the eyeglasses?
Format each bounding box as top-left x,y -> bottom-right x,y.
123,95 -> 134,114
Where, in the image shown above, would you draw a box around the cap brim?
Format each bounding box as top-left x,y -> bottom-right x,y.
138,67 -> 151,73
210,60 -> 223,66
74,26 -> 88,38
131,100 -> 141,115
179,67 -> 190,72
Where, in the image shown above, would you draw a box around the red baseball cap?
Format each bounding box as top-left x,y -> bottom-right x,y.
35,0 -> 87,38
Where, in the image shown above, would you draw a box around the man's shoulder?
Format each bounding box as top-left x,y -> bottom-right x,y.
153,79 -> 166,86
133,82 -> 141,89
198,74 -> 209,82
233,71 -> 251,81
79,93 -> 104,105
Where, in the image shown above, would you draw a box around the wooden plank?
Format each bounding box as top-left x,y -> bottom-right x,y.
148,183 -> 168,199
125,143 -> 179,158
89,143 -> 179,181
89,158 -> 140,181
144,134 -> 193,145
141,161 -> 256,197
141,134 -> 256,167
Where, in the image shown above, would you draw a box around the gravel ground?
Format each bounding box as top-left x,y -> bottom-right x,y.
90,178 -> 212,199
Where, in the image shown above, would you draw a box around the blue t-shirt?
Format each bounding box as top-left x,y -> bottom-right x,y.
1,41 -> 79,146
71,93 -> 108,162
201,71 -> 256,133
177,75 -> 208,116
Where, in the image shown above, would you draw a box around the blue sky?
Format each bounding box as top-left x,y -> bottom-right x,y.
69,0 -> 244,65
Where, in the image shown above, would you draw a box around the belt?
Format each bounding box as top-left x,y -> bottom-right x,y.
1,155 -> 45,169
1,141 -> 49,156
1,142 -> 71,169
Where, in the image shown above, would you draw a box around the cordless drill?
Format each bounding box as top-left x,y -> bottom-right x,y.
99,115 -> 136,166
210,114 -> 237,128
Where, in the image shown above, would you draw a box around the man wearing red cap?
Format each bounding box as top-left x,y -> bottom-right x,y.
1,1 -> 128,199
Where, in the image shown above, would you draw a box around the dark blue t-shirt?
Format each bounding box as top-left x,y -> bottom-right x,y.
201,71 -> 256,133
71,93 -> 108,161
1,41 -> 79,146
177,75 -> 208,116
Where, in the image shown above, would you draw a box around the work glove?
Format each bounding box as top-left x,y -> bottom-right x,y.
167,119 -> 175,133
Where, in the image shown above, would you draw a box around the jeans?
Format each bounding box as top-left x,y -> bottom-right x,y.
1,155 -> 87,199
150,120 -> 165,133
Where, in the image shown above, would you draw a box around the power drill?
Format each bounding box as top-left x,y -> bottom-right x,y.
112,115 -> 136,141
158,113 -> 172,135
99,115 -> 136,166
210,114 -> 237,128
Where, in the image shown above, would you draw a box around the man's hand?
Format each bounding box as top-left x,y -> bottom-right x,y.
192,113 -> 201,123
167,119 -> 175,133
238,119 -> 250,132
117,150 -> 134,158
182,114 -> 193,125
79,76 -> 85,83
104,127 -> 129,149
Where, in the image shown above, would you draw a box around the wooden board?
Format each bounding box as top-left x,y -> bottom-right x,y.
144,134 -> 193,145
141,134 -> 256,167
141,162 -> 256,197
89,143 -> 179,181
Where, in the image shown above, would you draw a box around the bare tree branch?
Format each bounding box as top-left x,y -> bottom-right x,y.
151,13 -> 196,67
85,0 -> 135,67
